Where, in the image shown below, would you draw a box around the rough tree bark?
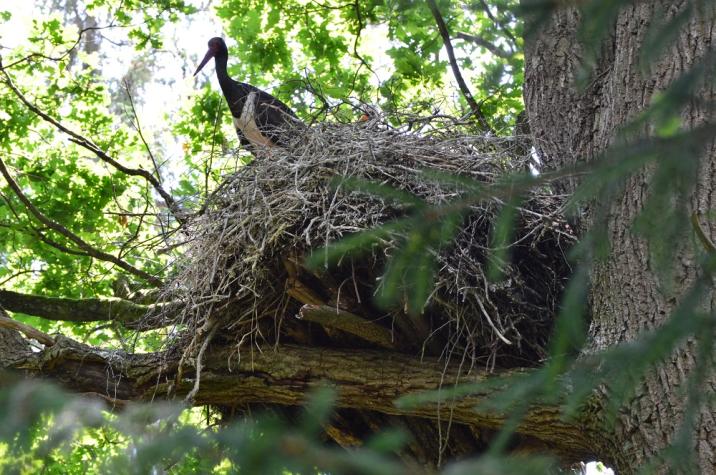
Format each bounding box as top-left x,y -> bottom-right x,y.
524,2 -> 715,472
0,328 -> 593,462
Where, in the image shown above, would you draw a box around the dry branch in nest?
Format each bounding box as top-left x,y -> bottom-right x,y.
155,118 -> 575,372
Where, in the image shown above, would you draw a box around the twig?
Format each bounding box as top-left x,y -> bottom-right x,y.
0,269 -> 38,286
184,323 -> 218,404
475,294 -> 512,345
350,0 -> 380,91
0,25 -> 114,70
123,79 -> 161,182
117,185 -> 152,259
205,98 -> 222,199
476,0 -> 518,46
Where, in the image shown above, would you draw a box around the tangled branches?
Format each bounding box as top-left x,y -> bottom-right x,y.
155,118 -> 574,373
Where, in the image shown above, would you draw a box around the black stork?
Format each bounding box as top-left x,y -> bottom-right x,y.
194,37 -> 301,153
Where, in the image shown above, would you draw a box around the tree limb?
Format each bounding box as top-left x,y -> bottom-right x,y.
0,57 -> 185,224
426,0 -> 492,132
0,331 -> 594,461
298,304 -> 396,349
0,289 -> 164,327
455,32 -> 513,58
0,306 -> 55,346
0,156 -> 164,287
474,0 -> 518,46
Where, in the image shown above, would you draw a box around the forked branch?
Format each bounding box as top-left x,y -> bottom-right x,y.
0,58 -> 185,224
0,157 -> 164,287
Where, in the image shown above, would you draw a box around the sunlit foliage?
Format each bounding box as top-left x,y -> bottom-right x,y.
0,0 -> 713,473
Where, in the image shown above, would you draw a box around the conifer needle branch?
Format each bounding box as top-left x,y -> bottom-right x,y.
0,60 -> 184,224
0,156 -> 164,287
426,0 -> 492,132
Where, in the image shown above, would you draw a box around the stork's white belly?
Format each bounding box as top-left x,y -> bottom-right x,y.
233,92 -> 275,147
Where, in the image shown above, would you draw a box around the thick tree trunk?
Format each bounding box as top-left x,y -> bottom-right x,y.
524,2 -> 715,472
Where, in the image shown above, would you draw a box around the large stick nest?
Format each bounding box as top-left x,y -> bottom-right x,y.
158,119 -> 575,370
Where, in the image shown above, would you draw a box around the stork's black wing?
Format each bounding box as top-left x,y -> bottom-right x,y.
250,86 -> 303,147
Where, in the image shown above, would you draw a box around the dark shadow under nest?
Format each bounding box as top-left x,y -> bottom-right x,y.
154,118 -> 575,373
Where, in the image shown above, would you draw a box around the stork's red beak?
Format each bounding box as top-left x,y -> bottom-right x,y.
194,49 -> 214,76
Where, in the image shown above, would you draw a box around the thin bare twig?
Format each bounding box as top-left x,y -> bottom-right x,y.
184,323 -> 218,404
0,270 -> 39,286
349,0 -> 380,92
123,79 -> 161,182
117,185 -> 152,260
205,99 -> 222,200
0,25 -> 113,70
476,0 -> 518,46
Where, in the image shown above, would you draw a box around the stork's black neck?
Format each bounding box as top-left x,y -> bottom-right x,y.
213,53 -> 252,118
214,53 -> 231,87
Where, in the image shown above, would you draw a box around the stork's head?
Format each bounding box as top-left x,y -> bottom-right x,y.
194,37 -> 228,76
